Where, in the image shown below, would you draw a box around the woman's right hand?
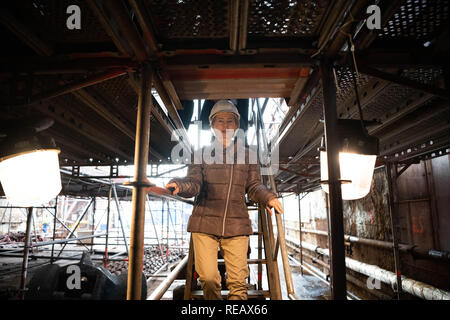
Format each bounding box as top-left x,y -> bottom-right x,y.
165,182 -> 180,195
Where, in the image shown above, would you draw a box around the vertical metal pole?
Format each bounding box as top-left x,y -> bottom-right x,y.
127,64 -> 152,300
104,186 -> 112,269
197,99 -> 201,148
19,207 -> 33,300
7,205 -> 12,236
181,202 -> 185,248
167,200 -> 178,246
298,194 -> 303,276
50,197 -> 58,264
92,197 -> 96,253
160,200 -> 163,240
320,59 -> 347,300
32,208 -> 37,251
146,196 -> 166,263
166,201 -> 170,262
386,162 -> 403,299
112,184 -> 129,257
257,205 -> 263,290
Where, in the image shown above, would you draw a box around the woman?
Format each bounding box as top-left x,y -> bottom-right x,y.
165,99 -> 283,300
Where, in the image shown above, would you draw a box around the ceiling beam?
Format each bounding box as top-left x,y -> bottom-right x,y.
164,53 -> 313,69
0,57 -> 138,75
238,0 -> 249,53
359,66 -> 450,101
33,99 -> 133,162
72,89 -> 136,140
229,0 -> 240,53
128,0 -> 159,55
0,8 -> 54,56
101,0 -> 148,62
25,69 -> 128,105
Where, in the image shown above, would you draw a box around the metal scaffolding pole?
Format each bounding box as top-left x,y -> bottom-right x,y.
50,197 -> 58,264
146,196 -> 166,263
19,207 -> 33,300
112,184 -> 129,257
104,186 -> 112,269
320,59 -> 347,300
255,98 -> 298,300
0,234 -> 107,255
167,200 -> 178,246
127,63 -> 153,300
91,197 -> 96,253
56,198 -> 94,259
298,194 -> 303,276
386,162 -> 403,299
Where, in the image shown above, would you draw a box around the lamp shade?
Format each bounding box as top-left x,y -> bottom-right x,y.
320,151 -> 376,200
0,150 -> 62,207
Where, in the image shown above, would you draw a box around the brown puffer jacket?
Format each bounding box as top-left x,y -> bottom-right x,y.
169,144 -> 277,237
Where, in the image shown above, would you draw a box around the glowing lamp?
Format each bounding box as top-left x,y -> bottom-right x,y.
0,135 -> 61,207
320,119 -> 379,200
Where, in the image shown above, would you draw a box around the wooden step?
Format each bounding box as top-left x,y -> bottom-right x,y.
191,290 -> 270,299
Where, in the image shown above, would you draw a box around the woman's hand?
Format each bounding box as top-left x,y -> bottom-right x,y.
165,182 -> 180,195
266,198 -> 284,215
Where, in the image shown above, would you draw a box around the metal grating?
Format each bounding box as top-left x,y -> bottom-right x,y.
279,87 -> 324,159
335,67 -> 371,106
88,75 -> 138,126
247,0 -> 329,37
380,112 -> 450,155
400,67 -> 444,85
380,0 -> 449,40
356,84 -> 417,122
145,0 -> 230,39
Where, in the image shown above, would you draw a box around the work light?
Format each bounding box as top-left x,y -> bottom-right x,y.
0,135 -> 61,207
320,119 -> 379,200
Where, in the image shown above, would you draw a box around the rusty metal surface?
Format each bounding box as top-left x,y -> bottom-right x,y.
343,169 -> 391,242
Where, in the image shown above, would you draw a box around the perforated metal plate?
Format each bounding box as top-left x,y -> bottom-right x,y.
144,0 -> 230,39
400,66 -> 444,85
335,67 -> 371,107
247,0 -> 330,37
380,0 -> 449,40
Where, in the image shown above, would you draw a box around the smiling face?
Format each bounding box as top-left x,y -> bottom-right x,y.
211,112 -> 239,147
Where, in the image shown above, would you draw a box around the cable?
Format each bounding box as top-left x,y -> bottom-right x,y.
347,36 -> 370,137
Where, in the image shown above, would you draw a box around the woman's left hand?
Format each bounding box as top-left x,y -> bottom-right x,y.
266,198 -> 284,215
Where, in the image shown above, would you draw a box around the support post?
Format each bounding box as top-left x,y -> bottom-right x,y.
386,162 -> 403,299
19,207 -> 33,300
104,186 -> 112,269
127,64 -> 153,300
298,193 -> 303,276
50,197 -> 58,264
320,59 -> 347,300
112,184 -> 129,257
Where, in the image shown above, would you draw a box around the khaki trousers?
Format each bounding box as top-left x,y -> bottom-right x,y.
192,232 -> 249,300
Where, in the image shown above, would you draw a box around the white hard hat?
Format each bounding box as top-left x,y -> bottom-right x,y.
209,100 -> 240,124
